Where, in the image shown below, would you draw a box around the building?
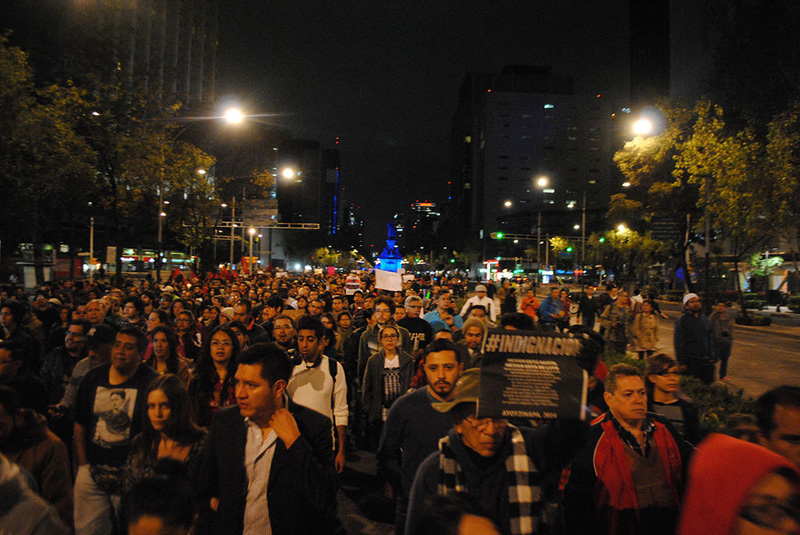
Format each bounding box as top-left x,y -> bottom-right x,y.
445,66 -> 614,267
66,0 -> 219,106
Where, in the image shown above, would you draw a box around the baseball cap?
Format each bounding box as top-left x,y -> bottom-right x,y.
86,324 -> 117,350
432,368 -> 481,413
683,293 -> 699,306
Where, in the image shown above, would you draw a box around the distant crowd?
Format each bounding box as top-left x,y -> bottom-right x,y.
0,271 -> 798,535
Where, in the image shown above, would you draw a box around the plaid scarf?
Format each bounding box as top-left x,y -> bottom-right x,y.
437,425 -> 540,535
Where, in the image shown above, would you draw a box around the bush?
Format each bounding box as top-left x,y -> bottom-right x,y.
788,295 -> 800,313
734,314 -> 772,326
603,351 -> 755,439
742,292 -> 766,310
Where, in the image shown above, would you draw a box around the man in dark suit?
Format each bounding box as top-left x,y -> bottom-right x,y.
196,342 -> 340,535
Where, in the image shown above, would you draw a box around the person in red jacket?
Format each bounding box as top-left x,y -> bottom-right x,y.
563,364 -> 692,535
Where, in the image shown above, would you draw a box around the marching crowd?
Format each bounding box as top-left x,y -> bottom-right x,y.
0,270 -> 798,535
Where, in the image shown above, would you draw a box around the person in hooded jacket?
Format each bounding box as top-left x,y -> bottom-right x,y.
678,433 -> 800,535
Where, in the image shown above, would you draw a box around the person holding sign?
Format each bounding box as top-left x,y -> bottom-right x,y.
563,364 -> 691,535
405,368 -> 545,535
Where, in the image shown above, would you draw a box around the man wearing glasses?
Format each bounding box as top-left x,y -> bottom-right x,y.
563,364 -> 691,535
405,368 -> 544,535
397,295 -> 433,354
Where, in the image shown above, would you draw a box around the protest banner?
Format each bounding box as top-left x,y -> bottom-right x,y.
477,329 -> 588,420
375,269 -> 403,292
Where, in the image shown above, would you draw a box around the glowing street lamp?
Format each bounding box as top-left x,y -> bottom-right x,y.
536,176 -> 549,189
632,118 -> 653,136
617,224 -> 628,233
281,167 -> 295,179
504,200 -> 512,208
224,107 -> 244,124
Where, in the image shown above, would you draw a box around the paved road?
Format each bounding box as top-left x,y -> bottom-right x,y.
654,307 -> 800,398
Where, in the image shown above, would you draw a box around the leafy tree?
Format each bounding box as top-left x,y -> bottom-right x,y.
674,99 -> 774,314
766,102 -> 800,284
0,36 -> 96,283
612,101 -> 700,287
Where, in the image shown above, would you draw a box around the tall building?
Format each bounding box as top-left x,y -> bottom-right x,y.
66,0 -> 219,106
322,148 -> 343,236
445,66 -> 614,262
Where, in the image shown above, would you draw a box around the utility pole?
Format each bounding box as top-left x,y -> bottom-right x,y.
229,196 -> 236,268
89,217 -> 95,279
537,211 -> 542,282
581,191 -> 586,290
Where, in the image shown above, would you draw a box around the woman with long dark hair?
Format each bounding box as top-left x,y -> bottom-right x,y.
122,374 -> 206,493
188,325 -> 240,427
144,326 -> 192,386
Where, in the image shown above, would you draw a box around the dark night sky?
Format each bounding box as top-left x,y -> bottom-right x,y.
215,1 -> 630,246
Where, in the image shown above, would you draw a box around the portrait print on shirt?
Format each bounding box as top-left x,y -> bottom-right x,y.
92,387 -> 136,447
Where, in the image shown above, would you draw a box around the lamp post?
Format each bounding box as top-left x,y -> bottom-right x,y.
248,227 -> 256,275
534,175 -> 550,279
154,107 -> 244,281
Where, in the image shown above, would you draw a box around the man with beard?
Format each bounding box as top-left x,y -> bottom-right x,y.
271,315 -> 297,353
377,339 -> 464,535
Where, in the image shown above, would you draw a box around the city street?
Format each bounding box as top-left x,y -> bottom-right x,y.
653,304 -> 800,398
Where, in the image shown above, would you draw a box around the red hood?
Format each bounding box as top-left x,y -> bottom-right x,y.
678,433 -> 800,535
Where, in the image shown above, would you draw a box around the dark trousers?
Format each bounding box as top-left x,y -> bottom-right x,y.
687,359 -> 715,385
715,342 -> 733,378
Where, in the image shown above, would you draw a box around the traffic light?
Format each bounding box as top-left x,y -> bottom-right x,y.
450,259 -> 455,263
599,237 -> 605,243
566,247 -> 573,253
490,232 -> 505,240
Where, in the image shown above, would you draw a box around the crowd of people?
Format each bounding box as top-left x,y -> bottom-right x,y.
0,270 -> 797,535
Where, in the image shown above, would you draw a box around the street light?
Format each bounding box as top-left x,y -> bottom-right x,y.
633,118 -> 653,136
248,227 -> 256,274
281,167 -> 295,179
224,107 -> 244,124
504,200 -> 512,208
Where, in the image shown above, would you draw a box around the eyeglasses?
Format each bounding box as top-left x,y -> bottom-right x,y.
381,333 -> 399,340
739,498 -> 800,532
463,416 -> 508,433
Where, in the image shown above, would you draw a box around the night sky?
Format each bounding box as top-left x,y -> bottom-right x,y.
216,1 -> 631,246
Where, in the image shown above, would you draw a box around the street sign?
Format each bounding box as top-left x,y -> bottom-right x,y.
651,217 -> 681,242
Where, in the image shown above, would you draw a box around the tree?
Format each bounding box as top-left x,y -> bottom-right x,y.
612,100 -> 700,288
766,102 -> 800,288
0,36 -> 96,283
674,99 -> 774,314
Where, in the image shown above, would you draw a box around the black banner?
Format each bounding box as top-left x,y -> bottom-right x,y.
478,329 -> 588,420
